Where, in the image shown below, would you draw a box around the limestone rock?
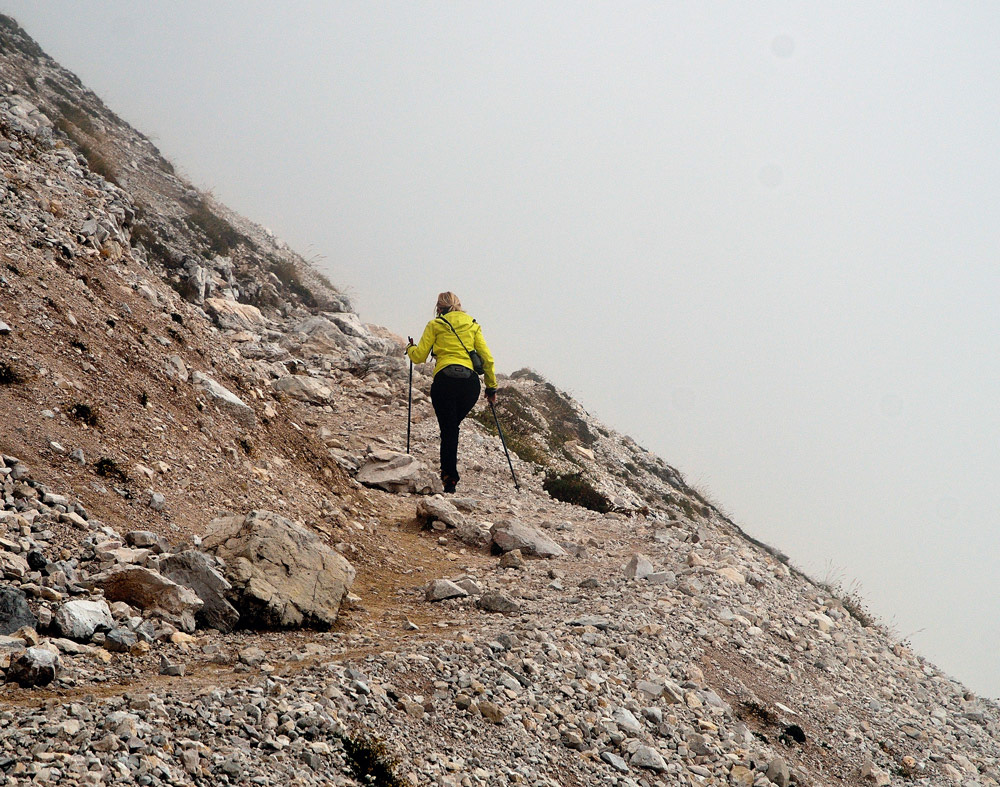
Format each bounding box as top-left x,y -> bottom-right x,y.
7,646 -> 60,687
125,530 -> 169,553
356,451 -> 442,495
271,374 -> 333,403
159,550 -> 240,633
416,497 -> 466,529
204,298 -> 266,331
477,591 -> 520,614
191,371 -> 254,425
631,745 -> 667,771
202,510 -> 355,629
55,599 -> 114,641
82,566 -> 203,633
425,580 -> 469,602
624,553 -> 654,579
0,551 -> 30,580
491,521 -> 567,558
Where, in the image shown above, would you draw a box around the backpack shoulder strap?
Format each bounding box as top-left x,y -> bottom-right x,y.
437,315 -> 471,353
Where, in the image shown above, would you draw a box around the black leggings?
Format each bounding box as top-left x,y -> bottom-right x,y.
430,371 -> 481,484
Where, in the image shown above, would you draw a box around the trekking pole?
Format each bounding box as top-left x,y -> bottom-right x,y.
489,400 -> 520,491
406,360 -> 413,454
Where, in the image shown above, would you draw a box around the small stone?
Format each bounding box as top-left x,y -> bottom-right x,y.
601,751 -> 629,773
239,646 -> 267,667
499,549 -> 524,569
104,628 -> 138,653
69,449 -> 86,465
630,745 -> 667,772
148,492 -> 166,511
478,700 -> 505,724
624,553 -> 654,579
477,591 -> 520,614
425,579 -> 468,602
159,653 -> 185,676
766,757 -> 790,787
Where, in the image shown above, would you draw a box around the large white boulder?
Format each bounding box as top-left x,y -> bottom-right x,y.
201,510 -> 355,630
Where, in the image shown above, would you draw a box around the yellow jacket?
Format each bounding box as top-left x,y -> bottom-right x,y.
407,310 -> 497,390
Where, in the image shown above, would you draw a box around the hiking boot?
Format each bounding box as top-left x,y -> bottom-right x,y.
443,481 -> 457,494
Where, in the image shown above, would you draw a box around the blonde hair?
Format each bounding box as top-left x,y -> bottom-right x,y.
435,292 -> 462,315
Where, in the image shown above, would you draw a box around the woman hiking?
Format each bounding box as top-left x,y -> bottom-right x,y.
407,292 -> 497,494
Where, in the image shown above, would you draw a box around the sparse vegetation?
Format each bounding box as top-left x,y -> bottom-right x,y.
0,361 -> 25,385
129,221 -> 176,267
471,388 -> 550,467
542,471 -> 610,513
270,258 -> 319,307
54,99 -> 96,134
510,367 -> 546,383
95,457 -> 127,482
69,402 -> 99,426
55,116 -> 118,185
335,731 -> 404,787
185,198 -> 245,257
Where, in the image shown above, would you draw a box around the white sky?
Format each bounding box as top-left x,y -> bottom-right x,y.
5,2 -> 1000,696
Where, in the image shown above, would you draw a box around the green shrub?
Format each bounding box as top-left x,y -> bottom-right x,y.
471,388 -> 551,466
543,471 -> 610,513
335,732 -> 404,787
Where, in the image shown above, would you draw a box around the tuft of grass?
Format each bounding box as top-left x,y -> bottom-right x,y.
0,362 -> 25,385
270,258 -> 318,307
69,402 -> 99,426
54,99 -> 96,134
335,732 -> 405,787
55,117 -> 118,185
542,471 -> 610,513
510,367 -> 546,383
185,198 -> 245,257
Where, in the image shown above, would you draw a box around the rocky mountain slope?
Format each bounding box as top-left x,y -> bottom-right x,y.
0,15 -> 997,787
